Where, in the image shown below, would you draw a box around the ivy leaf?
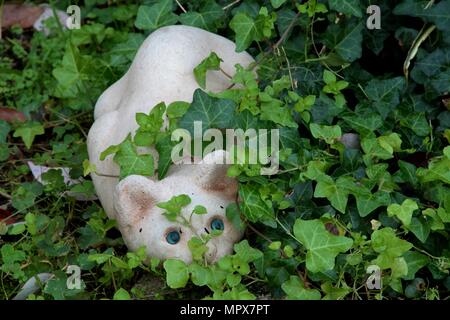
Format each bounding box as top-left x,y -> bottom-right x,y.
167,101 -> 190,120
402,251 -> 430,280
229,12 -> 259,52
157,194 -> 191,221
113,288 -> 131,300
416,151 -> 450,184
113,135 -> 154,179
394,0 -> 450,31
271,0 -> 287,9
179,1 -> 224,32
0,120 -> 10,143
229,8 -> 276,52
135,0 -> 178,31
293,219 -> 353,273
364,77 -> 406,119
110,33 -> 145,67
400,112 -> 430,137
328,0 -> 362,17
179,89 -> 236,135
156,134 -> 175,180
321,282 -> 351,300
408,217 -> 431,243
282,276 -> 321,300
324,21 -> 363,62
423,207 -> 450,232
343,113 -> 383,136
234,240 -> 263,262
13,121 -> 44,149
314,175 -> 354,213
355,190 -> 391,217
361,133 -> 403,161
52,43 -> 97,99
310,123 -> 342,144
411,49 -> 450,96
260,99 -> 297,127
238,184 -> 275,227
387,199 -> 418,227
163,259 -> 189,289
134,102 -> 166,147
396,160 -> 419,187
193,52 -> 222,89
371,227 -> 413,271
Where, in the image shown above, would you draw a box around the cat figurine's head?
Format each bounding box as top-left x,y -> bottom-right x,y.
113,151 -> 243,264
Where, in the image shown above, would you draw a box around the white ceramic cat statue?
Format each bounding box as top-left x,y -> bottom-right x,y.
87,25 -> 254,263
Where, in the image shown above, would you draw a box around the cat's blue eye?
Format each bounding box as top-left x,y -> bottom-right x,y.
210,218 -> 224,231
166,230 -> 180,244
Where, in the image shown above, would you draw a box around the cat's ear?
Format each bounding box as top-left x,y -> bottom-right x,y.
195,150 -> 238,198
114,175 -> 161,224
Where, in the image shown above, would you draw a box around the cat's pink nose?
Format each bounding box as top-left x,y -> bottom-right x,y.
205,242 -> 218,263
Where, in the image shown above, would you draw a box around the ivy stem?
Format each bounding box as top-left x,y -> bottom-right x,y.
413,245 -> 442,260
219,67 -> 233,79
175,0 -> 187,13
275,217 -> 302,244
222,0 -> 241,11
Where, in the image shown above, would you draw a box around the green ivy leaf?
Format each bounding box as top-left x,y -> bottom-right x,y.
314,175 -> 354,213
364,77 -> 406,119
156,134 -> 175,180
328,0 -> 362,17
355,190 -> 391,217
193,52 -> 222,89
394,0 -> 450,31
13,121 -> 44,149
417,150 -> 450,184
179,1 -> 224,32
113,288 -> 131,300
402,251 -> 430,280
135,0 -> 178,31
387,199 -> 418,227
229,8 -> 276,52
163,259 -> 189,289
324,21 -> 363,62
113,135 -> 154,179
179,89 -> 236,135
400,112 -> 430,137
408,216 -> 431,243
411,49 -> 450,95
157,194 -> 191,221
271,0 -> 287,9
293,219 -> 353,273
343,113 -> 383,136
282,276 -> 321,300
0,120 -> 11,143
371,228 -> 413,271
238,184 -> 275,227
310,123 -> 342,144
229,12 -> 259,52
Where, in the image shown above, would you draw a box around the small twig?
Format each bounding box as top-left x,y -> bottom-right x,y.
219,67 -> 233,79
223,0 -> 241,11
0,189 -> 11,199
281,46 -> 295,90
247,224 -> 272,243
249,11 -> 301,71
175,0 -> 187,13
403,24 -> 436,81
94,172 -> 120,178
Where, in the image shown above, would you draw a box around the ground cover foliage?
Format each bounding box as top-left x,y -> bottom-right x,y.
0,0 -> 449,300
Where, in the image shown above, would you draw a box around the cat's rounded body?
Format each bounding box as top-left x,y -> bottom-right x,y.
87,25 -> 254,263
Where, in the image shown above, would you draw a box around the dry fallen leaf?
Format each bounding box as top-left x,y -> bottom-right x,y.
1,4 -> 44,29
0,107 -> 26,123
